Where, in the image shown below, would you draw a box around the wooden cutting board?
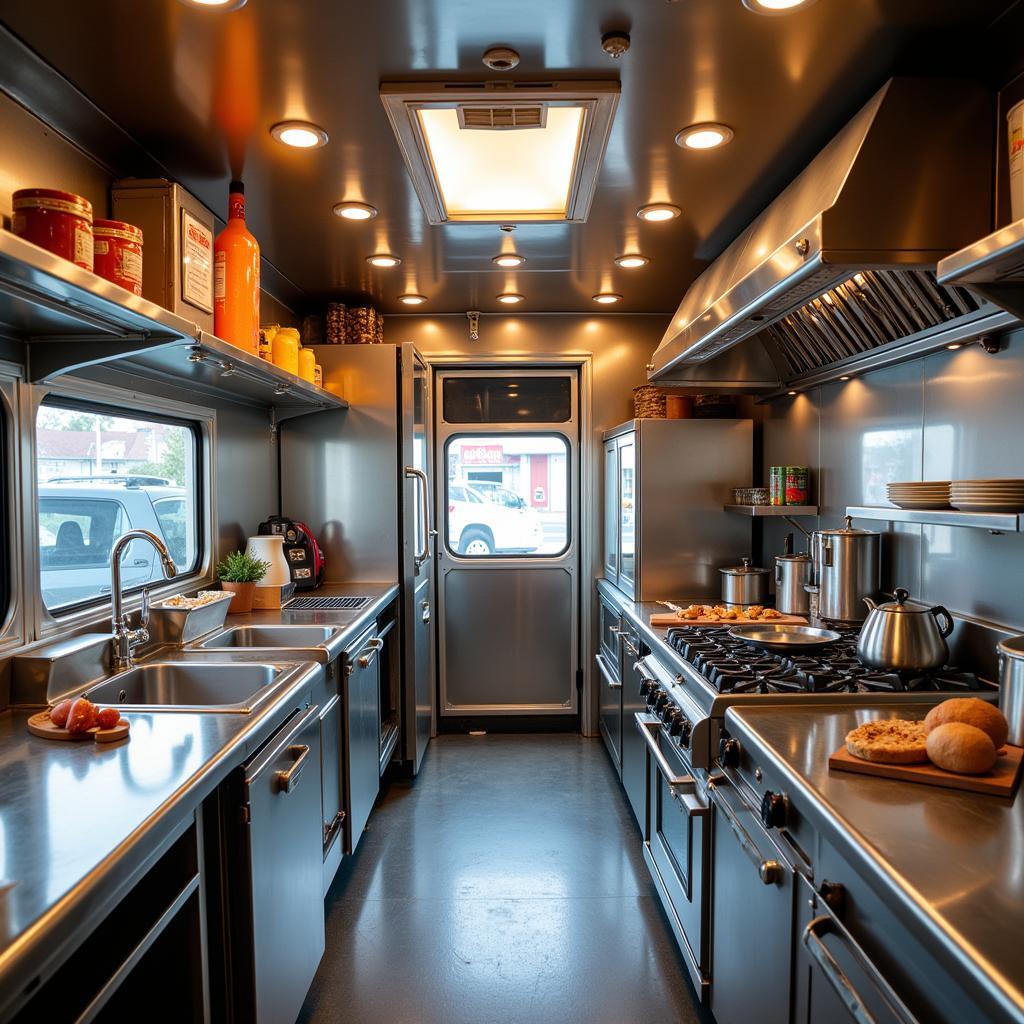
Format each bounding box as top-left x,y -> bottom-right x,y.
649,610 -> 808,627
828,743 -> 1023,797
27,711 -> 130,744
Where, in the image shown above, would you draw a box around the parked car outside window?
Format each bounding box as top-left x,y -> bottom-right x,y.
447,480 -> 542,556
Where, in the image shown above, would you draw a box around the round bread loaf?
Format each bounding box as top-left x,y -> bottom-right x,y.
926,722 -> 997,775
845,719 -> 929,764
924,698 -> 1008,750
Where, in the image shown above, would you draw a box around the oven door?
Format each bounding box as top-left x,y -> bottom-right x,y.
637,712 -> 710,1000
708,776 -> 795,1024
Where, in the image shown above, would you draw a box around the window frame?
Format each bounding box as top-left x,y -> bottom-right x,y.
0,363 -> 25,658
31,381 -> 216,636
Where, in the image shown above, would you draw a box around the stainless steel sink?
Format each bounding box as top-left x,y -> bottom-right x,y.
85,661 -> 285,713
194,624 -> 345,663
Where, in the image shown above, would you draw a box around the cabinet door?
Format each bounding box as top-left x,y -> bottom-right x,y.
603,440 -> 619,582
346,628 -> 381,853
618,437 -> 636,597
320,693 -> 344,853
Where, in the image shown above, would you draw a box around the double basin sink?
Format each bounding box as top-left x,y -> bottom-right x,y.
82,625 -> 343,714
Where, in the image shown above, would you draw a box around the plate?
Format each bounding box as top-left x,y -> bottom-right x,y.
728,623 -> 842,653
889,500 -> 952,510
951,502 -> 1024,512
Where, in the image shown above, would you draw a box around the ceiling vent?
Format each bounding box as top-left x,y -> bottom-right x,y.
457,104 -> 547,131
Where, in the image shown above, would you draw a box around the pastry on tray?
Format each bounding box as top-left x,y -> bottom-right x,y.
845,719 -> 929,764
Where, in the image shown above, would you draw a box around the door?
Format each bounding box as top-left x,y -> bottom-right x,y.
603,439 -> 619,583
344,624 -> 381,853
618,434 -> 636,598
401,343 -> 434,772
436,368 -> 579,716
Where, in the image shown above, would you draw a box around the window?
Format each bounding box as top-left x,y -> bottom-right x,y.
36,400 -> 201,613
444,434 -> 570,557
442,376 -> 572,423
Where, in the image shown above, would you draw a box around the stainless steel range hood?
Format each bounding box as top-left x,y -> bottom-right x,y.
650,79 -> 1001,389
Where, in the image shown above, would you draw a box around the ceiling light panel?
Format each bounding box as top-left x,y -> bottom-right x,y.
380,82 -> 620,224
493,254 -> 526,267
636,203 -> 681,222
615,254 -> 649,268
367,254 -> 401,267
333,201 -> 378,220
271,121 -> 329,148
741,0 -> 816,13
675,123 -> 734,150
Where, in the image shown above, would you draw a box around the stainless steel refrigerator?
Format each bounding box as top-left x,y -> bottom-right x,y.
281,342 -> 434,774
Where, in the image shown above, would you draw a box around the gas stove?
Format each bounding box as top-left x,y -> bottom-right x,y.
664,625 -> 993,696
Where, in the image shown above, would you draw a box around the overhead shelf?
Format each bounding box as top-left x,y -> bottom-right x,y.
724,504 -> 818,517
0,229 -> 346,420
937,220 -> 1024,321
846,505 -> 1022,533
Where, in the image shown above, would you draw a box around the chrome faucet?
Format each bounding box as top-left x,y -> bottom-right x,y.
110,529 -> 177,671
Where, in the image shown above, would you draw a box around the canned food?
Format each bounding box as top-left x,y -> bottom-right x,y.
769,466 -> 785,506
93,219 -> 143,294
12,188 -> 93,270
785,466 -> 810,505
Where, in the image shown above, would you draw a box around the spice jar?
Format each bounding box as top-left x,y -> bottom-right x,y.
298,347 -> 316,384
93,219 -> 143,295
272,327 -> 300,375
12,188 -> 94,270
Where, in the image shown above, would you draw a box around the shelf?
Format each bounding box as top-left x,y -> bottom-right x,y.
724,504 -> 819,517
936,220 -> 1024,321
0,229 -> 346,420
846,505 -> 1022,533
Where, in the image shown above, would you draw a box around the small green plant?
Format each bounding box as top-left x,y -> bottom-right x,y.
216,550 -> 270,584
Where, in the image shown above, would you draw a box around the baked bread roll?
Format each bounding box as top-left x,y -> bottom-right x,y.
926,722 -> 997,775
845,719 -> 929,764
924,698 -> 1008,750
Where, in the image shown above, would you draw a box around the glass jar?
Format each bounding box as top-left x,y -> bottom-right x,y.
298,347 -> 316,384
272,327 -> 300,375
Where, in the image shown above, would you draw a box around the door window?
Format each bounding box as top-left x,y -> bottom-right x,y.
442,376 -> 571,423
444,433 -> 570,557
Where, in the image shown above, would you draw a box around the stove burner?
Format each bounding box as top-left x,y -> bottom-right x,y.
665,625 -> 991,696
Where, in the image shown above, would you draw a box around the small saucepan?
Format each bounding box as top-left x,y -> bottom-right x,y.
720,558 -> 770,607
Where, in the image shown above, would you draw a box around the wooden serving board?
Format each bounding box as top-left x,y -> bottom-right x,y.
650,610 -> 808,627
828,743 -> 1023,797
28,711 -> 130,744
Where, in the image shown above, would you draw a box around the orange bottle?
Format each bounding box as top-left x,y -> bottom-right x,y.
214,180 -> 260,355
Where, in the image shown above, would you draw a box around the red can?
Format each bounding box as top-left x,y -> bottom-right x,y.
11,188 -> 93,270
93,219 -> 144,295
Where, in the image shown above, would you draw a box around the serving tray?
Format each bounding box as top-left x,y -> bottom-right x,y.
649,610 -> 807,627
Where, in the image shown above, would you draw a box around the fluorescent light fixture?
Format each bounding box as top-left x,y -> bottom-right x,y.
497,293 -> 524,304
593,293 -> 622,304
741,0 -> 816,13
380,81 -> 620,223
636,203 -> 681,222
366,254 -> 402,268
614,254 -> 649,269
675,122 -> 734,150
399,293 -> 427,305
270,121 -> 328,148
492,253 -> 526,267
333,201 -> 378,220
178,0 -> 247,8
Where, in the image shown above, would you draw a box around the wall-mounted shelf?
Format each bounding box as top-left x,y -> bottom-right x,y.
724,504 -> 818,517
846,505 -> 1022,533
0,229 -> 346,420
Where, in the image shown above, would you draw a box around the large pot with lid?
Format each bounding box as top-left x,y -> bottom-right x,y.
997,636 -> 1024,746
856,588 -> 954,672
720,558 -> 770,607
811,516 -> 880,623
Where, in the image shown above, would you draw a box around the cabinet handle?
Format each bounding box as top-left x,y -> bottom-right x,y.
802,915 -> 918,1024
358,637 -> 384,668
622,638 -> 639,658
404,466 -> 431,568
635,713 -> 694,797
274,744 -> 311,794
595,653 -> 622,690
324,810 -> 345,844
422,600 -> 431,624
708,781 -> 781,885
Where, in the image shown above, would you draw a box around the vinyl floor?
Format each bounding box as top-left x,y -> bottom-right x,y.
299,733 -> 709,1024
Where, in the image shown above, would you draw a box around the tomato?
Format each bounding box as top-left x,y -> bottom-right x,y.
49,698 -> 73,728
96,707 -> 121,730
66,698 -> 98,734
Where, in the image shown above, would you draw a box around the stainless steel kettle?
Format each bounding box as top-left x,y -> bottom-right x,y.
856,588 -> 954,672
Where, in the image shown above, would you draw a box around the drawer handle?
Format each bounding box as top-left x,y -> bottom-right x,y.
621,638 -> 640,658
635,713 -> 694,797
596,653 -> 622,690
358,637 -> 384,668
802,915 -> 919,1024
274,744 -> 311,794
324,810 -> 345,844
708,781 -> 781,885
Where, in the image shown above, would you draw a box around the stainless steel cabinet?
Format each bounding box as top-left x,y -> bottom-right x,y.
319,691 -> 344,892
620,625 -> 647,831
597,588 -> 623,771
603,440 -> 619,581
344,624 -> 382,854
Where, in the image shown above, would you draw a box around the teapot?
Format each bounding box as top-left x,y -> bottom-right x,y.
856,588 -> 953,673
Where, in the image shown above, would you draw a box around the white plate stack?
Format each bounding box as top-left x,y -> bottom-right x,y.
886,481 -> 951,509
950,479 -> 1024,512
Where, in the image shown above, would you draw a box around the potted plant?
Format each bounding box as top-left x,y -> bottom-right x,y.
216,550 -> 270,614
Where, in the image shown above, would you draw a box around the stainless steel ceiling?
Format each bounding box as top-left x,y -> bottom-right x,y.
0,0 -> 1014,315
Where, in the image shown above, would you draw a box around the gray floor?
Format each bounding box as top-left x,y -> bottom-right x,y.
299,733 -> 707,1024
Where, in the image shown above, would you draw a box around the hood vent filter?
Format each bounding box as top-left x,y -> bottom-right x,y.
457,104 -> 546,130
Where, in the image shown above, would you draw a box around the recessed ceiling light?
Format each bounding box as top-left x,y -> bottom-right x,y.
366,254 -> 402,268
614,254 -> 649,269
497,293 -> 524,305
178,0 -> 247,8
399,293 -> 427,305
333,201 -> 378,221
839,375 -> 850,381
946,343 -> 963,351
593,293 -> 622,304
741,0 -> 816,13
675,122 -> 734,150
270,120 -> 329,149
787,390 -> 798,396
636,203 -> 681,222
492,254 -> 526,268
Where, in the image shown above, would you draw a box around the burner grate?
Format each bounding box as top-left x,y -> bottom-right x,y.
286,596 -> 370,611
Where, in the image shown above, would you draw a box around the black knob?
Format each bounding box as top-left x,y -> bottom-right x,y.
662,706 -> 680,726
719,737 -> 741,767
818,881 -> 846,916
677,718 -> 693,747
639,678 -> 654,699
760,790 -> 787,829
653,691 -> 670,713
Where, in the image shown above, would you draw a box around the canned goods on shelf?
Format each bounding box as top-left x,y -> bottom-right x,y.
93,219 -> 144,295
785,466 -> 810,505
12,188 -> 94,270
769,466 -> 785,506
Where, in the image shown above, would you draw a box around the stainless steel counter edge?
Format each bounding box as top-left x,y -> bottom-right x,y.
0,581 -> 399,1016
724,705 -> 1024,1024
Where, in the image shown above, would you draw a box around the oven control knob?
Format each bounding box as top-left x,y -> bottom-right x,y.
639,678 -> 655,699
645,686 -> 662,708
719,737 -> 741,767
676,718 -> 693,747
760,790 -> 788,830
662,706 -> 680,727
653,691 -> 670,714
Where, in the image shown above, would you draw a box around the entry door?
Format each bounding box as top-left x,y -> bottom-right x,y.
435,369 -> 579,716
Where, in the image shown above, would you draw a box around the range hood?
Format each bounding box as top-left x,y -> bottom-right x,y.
650,79 -> 1005,389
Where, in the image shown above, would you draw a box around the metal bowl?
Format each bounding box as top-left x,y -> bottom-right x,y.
728,623 -> 841,653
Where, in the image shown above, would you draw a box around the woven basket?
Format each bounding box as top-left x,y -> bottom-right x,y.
633,385 -> 666,419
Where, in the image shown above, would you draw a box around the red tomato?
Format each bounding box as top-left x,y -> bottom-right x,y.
66,698 -> 98,734
49,698 -> 73,728
96,708 -> 121,730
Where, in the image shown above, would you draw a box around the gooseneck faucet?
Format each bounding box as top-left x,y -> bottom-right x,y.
110,529 -> 177,671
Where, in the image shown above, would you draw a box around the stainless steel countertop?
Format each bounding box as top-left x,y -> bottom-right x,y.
0,580 -> 398,1015
726,703 -> 1024,1024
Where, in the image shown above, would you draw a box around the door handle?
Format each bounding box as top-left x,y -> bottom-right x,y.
274,744 -> 311,793
324,810 -> 345,845
708,780 -> 782,885
358,637 -> 384,668
421,599 -> 431,624
595,653 -> 622,690
404,466 -> 431,568
635,713 -> 694,795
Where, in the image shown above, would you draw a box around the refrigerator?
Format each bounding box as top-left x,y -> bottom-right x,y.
281,342 -> 434,774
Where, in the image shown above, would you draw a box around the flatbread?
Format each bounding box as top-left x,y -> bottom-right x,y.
845,719 -> 929,764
